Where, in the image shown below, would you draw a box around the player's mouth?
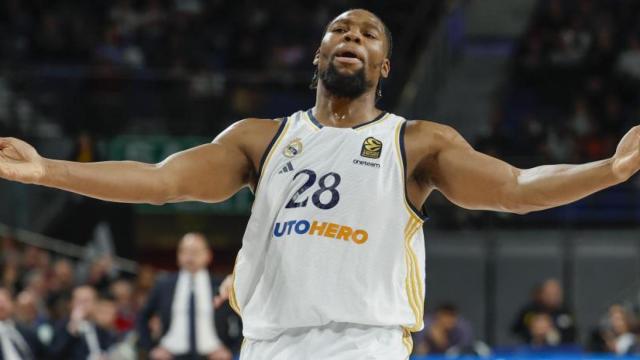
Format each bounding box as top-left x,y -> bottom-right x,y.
333,50 -> 364,65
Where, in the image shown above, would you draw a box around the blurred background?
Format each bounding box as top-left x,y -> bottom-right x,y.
1,0 -> 640,359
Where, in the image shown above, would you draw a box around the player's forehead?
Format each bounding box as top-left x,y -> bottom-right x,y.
328,9 -> 384,32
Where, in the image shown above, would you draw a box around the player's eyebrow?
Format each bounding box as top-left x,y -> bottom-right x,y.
361,21 -> 383,32
329,18 -> 383,33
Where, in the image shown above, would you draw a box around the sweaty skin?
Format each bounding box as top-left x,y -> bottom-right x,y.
1,9 -> 640,296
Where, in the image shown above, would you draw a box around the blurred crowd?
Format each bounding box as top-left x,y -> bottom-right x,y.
0,233 -> 241,359
0,0 -> 433,137
1,0 -> 323,71
413,278 -> 640,356
477,0 -> 640,168
1,234 -> 153,358
4,229 -> 640,359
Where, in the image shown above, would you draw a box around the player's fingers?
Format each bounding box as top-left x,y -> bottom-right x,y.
0,137 -> 18,146
213,295 -> 225,309
1,145 -> 21,161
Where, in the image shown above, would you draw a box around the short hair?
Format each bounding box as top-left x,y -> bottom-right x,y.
436,302 -> 458,315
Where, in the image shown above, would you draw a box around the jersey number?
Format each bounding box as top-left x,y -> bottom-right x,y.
285,170 -> 341,210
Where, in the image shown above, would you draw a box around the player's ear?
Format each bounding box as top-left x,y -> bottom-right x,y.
381,58 -> 390,79
313,49 -> 320,66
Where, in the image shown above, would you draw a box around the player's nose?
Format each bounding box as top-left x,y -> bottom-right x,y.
343,30 -> 362,44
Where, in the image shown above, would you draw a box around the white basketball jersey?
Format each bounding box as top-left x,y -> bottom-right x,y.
228,109 -> 427,343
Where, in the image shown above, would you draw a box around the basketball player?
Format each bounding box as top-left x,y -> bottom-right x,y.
1,9 -> 639,360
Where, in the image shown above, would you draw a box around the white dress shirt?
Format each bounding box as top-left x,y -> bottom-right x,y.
160,270 -> 222,355
0,320 -> 31,360
78,320 -> 103,360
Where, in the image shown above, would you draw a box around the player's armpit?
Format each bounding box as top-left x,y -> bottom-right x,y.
159,118 -> 278,203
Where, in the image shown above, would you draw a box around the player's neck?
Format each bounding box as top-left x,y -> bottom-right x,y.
313,85 -> 381,128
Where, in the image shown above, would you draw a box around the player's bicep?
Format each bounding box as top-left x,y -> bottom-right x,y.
430,127 -> 521,212
157,127 -> 253,203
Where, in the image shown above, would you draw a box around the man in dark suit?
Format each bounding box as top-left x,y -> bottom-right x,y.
0,287 -> 44,360
137,233 -> 240,360
49,286 -> 117,360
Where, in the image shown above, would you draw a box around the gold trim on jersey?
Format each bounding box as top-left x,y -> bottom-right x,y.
254,119 -> 292,194
230,117 -> 292,318
353,112 -> 391,131
228,263 -> 241,316
303,111 -> 321,131
403,217 -> 424,332
393,119 -> 426,333
304,111 -> 391,131
401,327 -> 414,356
393,121 -> 425,223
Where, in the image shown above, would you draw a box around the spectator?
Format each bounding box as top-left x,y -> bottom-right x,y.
512,279 -> 576,344
21,270 -> 50,324
137,232 -> 238,360
0,287 -> 44,359
47,259 -> 75,321
413,303 -> 474,355
49,286 -> 116,360
85,255 -> 117,295
589,304 -> 638,354
1,261 -> 19,294
527,312 -> 561,347
110,279 -> 136,335
133,264 -> 157,309
14,290 -> 54,346
94,298 -> 118,335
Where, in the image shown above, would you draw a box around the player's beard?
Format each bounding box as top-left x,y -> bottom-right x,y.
319,61 -> 371,99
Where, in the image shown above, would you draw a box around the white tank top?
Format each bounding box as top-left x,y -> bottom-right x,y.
228,109 -> 427,340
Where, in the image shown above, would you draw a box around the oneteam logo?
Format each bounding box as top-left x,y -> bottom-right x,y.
273,219 -> 369,245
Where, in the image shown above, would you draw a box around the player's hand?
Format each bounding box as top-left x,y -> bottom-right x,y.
612,126 -> 640,181
213,274 -> 233,309
0,137 -> 46,184
208,346 -> 233,360
150,346 -> 174,360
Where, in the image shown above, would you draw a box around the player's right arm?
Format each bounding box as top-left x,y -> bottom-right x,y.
0,118 -> 276,205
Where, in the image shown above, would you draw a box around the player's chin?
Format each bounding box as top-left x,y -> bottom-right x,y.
332,65 -> 364,78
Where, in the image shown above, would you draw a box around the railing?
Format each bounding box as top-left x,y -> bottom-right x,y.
0,222 -> 138,273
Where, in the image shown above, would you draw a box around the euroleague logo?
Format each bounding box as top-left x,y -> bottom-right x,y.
273,219 -> 369,245
360,137 -> 382,159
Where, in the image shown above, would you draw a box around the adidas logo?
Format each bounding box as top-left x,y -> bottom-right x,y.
278,162 -> 294,174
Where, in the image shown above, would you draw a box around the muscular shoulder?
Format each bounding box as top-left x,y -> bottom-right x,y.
404,119 -> 469,157
214,117 -> 282,180
218,117 -> 281,143
403,119 -> 471,188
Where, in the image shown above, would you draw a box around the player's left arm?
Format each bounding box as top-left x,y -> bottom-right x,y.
416,121 -> 640,214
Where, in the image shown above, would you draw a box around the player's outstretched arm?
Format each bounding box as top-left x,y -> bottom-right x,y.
0,119 -> 272,205
413,121 -> 640,214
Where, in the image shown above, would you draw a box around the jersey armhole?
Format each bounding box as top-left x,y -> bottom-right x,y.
398,121 -> 429,221
253,116 -> 290,196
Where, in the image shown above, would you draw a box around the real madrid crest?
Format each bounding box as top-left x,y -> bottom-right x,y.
283,138 -> 303,158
